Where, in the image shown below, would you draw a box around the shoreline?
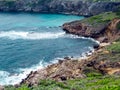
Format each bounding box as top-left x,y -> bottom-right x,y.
0,35 -> 99,86
19,38 -> 101,86
0,12 -> 119,90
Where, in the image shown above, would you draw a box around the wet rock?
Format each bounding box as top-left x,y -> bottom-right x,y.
64,57 -> 71,60
93,44 -> 100,49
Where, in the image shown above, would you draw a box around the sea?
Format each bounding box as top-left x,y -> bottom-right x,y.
0,12 -> 98,85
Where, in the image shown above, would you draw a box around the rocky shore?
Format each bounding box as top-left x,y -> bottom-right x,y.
0,1 -> 119,89
17,12 -> 120,88
63,12 -> 120,43
0,0 -> 120,16
3,21 -> 120,89
18,42 -> 120,87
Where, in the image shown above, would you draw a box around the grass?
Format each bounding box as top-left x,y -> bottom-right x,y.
107,42 -> 120,53
4,39 -> 120,90
82,12 -> 119,26
106,38 -> 120,53
4,73 -> 120,90
4,38 -> 120,90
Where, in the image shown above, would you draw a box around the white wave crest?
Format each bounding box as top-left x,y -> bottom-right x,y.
0,31 -> 65,40
0,60 -> 45,85
0,46 -> 95,86
0,31 -> 100,44
65,34 -> 100,44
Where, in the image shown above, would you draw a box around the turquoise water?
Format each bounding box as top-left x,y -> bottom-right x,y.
0,12 -> 97,85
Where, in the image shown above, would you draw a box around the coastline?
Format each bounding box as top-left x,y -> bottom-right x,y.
1,12 -> 120,88
17,14 -> 120,87
0,0 -> 119,89
18,37 -> 99,86
0,40 -> 115,90
18,38 -> 100,86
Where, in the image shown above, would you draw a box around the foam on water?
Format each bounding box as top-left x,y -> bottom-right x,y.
0,13 -> 90,86
65,34 -> 100,44
0,47 -> 94,85
0,30 -> 99,85
0,60 -> 46,85
0,31 -> 65,40
0,45 -> 95,86
0,31 -> 100,44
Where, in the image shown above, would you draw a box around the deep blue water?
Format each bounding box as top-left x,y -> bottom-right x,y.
0,12 -> 97,85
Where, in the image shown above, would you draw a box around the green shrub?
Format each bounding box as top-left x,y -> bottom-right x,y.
107,42 -> 120,53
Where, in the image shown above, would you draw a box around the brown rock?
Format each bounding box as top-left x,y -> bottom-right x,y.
20,59 -> 86,85
62,18 -> 120,43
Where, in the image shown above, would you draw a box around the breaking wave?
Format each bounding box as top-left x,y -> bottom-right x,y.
0,31 -> 100,44
0,60 -> 46,85
0,31 -> 99,85
0,31 -> 65,40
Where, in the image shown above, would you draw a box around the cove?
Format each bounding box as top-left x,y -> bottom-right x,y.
0,12 -> 97,85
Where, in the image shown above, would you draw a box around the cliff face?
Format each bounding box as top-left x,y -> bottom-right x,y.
0,0 -> 120,16
63,12 -> 120,42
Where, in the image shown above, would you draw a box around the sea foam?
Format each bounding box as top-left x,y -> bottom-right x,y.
0,46 -> 95,85
0,31 -> 100,44
0,31 -> 65,40
0,31 -> 99,85
0,60 -> 45,85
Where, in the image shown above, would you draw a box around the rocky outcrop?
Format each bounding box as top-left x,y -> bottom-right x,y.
0,0 -> 120,16
86,46 -> 120,75
63,14 -> 120,42
104,18 -> 120,42
21,44 -> 120,86
20,59 -> 86,86
87,58 -> 120,75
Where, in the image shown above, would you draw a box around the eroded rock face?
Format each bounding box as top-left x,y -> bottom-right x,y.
0,0 -> 120,16
105,18 -> 120,42
21,59 -> 86,86
63,18 -> 120,42
86,56 -> 120,75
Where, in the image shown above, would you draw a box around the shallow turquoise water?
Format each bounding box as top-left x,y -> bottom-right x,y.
0,12 -> 97,85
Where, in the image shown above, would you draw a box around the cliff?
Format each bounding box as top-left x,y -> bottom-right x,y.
3,13 -> 120,90
0,0 -> 120,16
63,12 -> 120,42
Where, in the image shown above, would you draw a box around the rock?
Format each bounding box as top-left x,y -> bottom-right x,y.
103,50 -> 110,54
63,15 -> 120,43
20,59 -> 86,85
93,44 -> 99,49
60,76 -> 67,81
58,60 -> 64,64
100,43 -> 111,47
0,0 -> 120,16
64,56 -> 71,60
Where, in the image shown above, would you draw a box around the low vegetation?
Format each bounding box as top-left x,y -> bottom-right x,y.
82,12 -> 120,26
3,8 -> 120,90
4,37 -> 120,89
4,74 -> 120,90
107,42 -> 120,53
